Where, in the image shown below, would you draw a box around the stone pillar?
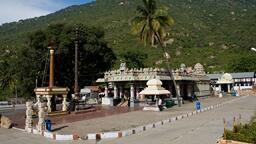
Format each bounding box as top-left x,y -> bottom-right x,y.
62,95 -> 67,111
219,85 -> 221,92
130,84 -> 135,107
36,95 -> 41,105
104,85 -> 108,97
37,102 -> 46,133
119,86 -> 123,99
228,84 -> 231,93
136,86 -> 139,100
46,95 -> 52,112
176,84 -> 181,97
114,84 -> 118,99
25,101 -> 33,132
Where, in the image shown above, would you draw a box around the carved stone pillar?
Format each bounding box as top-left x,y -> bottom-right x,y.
176,83 -> 181,97
136,86 -> 139,100
36,95 -> 41,104
46,95 -> 52,112
219,85 -> 221,92
228,84 -> 231,93
104,85 -> 108,97
25,101 -> 33,132
114,84 -> 118,99
119,86 -> 123,99
37,102 -> 46,133
130,84 -> 134,107
62,95 -> 67,111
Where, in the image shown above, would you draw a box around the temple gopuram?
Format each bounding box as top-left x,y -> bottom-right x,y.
96,63 -> 210,107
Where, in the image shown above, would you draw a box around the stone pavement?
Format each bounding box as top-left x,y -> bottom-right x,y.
8,105 -> 142,129
53,96 -> 236,138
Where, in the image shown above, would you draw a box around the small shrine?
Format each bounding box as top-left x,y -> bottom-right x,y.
139,79 -> 170,111
34,43 -> 69,112
216,73 -> 234,93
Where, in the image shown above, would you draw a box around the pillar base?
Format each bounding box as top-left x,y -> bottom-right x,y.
102,97 -> 113,106
130,100 -> 134,107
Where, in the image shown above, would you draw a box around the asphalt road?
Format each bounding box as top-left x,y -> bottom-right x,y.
97,96 -> 256,144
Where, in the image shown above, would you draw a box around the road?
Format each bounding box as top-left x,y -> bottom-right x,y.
97,96 -> 256,144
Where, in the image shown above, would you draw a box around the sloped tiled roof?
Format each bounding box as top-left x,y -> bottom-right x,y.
207,72 -> 255,80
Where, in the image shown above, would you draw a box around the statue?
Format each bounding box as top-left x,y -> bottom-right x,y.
37,102 -> 46,133
120,62 -> 126,71
25,101 -> 33,132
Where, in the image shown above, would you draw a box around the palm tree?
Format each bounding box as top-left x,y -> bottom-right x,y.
131,0 -> 181,106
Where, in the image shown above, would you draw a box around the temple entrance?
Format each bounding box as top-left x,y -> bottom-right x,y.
221,84 -> 228,92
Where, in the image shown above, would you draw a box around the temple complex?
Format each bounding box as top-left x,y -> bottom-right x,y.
96,63 -> 210,107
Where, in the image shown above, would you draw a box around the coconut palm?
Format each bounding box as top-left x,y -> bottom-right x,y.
131,0 -> 181,106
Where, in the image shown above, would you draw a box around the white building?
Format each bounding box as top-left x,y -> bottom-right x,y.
207,72 -> 255,92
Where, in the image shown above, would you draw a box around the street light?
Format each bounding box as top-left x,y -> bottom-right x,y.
251,47 -> 256,52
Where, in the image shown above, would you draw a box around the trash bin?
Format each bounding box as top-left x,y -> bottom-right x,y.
165,100 -> 175,108
45,119 -> 52,131
195,101 -> 201,110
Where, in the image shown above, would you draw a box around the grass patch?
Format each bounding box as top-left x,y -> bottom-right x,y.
224,113 -> 256,143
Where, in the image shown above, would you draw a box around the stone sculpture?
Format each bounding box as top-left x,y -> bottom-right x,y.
0,115 -> 12,129
37,102 -> 46,133
25,101 -> 33,131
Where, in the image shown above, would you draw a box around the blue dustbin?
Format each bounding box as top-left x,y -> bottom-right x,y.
195,101 -> 201,110
45,119 -> 52,131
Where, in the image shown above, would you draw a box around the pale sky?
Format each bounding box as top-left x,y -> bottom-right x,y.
0,0 -> 93,25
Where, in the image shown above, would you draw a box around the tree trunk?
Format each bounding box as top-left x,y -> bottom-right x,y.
155,33 -> 181,107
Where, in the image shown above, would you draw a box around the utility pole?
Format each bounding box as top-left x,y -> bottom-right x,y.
74,28 -> 80,99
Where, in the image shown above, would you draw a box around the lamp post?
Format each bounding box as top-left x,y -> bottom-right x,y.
48,42 -> 56,88
74,28 -> 80,99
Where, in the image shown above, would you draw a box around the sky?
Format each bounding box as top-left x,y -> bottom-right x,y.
0,0 -> 93,25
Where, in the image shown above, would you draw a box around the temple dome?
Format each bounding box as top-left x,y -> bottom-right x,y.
146,79 -> 162,86
221,73 -> 233,80
193,63 -> 205,75
194,63 -> 203,69
217,73 -> 233,84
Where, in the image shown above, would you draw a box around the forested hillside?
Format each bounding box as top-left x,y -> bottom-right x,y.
1,0 -> 256,71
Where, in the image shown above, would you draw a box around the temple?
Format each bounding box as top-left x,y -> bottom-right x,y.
96,63 -> 211,107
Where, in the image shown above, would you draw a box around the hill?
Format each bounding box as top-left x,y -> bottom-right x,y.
0,0 -> 256,72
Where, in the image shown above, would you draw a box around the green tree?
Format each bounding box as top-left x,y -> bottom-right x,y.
0,49 -> 18,100
121,50 -> 148,68
14,24 -> 116,99
230,55 -> 256,72
131,0 -> 182,106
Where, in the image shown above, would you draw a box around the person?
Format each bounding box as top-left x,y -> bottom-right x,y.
158,96 -> 163,111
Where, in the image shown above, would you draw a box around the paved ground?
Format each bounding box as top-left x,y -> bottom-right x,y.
53,96 -> 234,137
93,96 -> 256,144
0,95 -> 255,144
3,105 -> 141,129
